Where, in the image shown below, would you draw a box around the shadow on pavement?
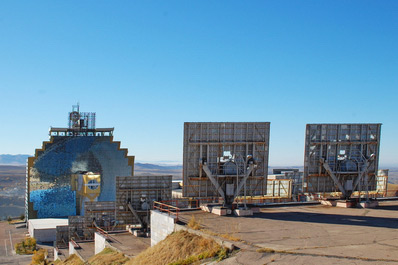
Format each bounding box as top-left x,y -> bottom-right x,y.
250,211 -> 398,229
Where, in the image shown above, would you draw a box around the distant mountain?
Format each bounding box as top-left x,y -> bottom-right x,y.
0,154 -> 30,165
134,163 -> 182,179
135,163 -> 182,170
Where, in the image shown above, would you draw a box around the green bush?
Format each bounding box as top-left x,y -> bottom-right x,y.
15,237 -> 36,255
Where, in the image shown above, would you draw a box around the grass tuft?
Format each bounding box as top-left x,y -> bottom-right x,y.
256,247 -> 276,253
62,254 -> 84,265
126,231 -> 225,265
87,247 -> 129,265
187,215 -> 201,230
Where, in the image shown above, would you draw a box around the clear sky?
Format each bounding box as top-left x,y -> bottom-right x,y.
0,1 -> 397,167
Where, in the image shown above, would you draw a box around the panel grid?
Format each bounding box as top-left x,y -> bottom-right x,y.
304,123 -> 381,195
183,122 -> 270,199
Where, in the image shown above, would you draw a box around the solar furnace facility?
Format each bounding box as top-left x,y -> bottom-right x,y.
25,104 -> 135,219
183,122 -> 270,205
304,123 -> 381,199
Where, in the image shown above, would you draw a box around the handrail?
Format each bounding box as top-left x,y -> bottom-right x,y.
95,226 -> 110,240
153,201 -> 181,221
70,239 -> 80,249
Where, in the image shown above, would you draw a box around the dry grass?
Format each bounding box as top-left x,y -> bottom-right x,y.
187,215 -> 241,241
219,233 -> 240,242
61,254 -> 84,265
187,215 -> 201,230
126,230 -> 226,265
51,259 -> 62,265
31,248 -> 48,264
256,247 -> 276,253
387,183 -> 398,197
201,229 -> 241,242
87,247 -> 129,265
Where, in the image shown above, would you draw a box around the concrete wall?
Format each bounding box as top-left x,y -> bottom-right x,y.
54,248 -> 59,261
150,210 -> 175,246
69,241 -> 76,256
150,211 -> 235,250
94,232 -> 107,255
31,228 -> 56,243
28,222 -> 34,237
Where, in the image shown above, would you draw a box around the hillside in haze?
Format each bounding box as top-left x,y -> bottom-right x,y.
0,154 -> 30,165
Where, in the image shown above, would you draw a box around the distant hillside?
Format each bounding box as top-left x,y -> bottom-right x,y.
0,154 -> 30,165
135,163 -> 182,170
134,163 -> 182,179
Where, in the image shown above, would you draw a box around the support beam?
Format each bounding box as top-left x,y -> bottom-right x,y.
234,164 -> 254,199
352,170 -> 366,193
127,204 -> 144,227
352,160 -> 371,192
320,159 -> 347,198
202,164 -> 226,202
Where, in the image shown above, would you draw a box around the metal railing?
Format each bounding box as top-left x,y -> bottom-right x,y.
153,201 -> 181,221
70,239 -> 80,249
95,226 -> 110,240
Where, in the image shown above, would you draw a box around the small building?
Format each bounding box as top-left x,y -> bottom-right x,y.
28,218 -> 68,243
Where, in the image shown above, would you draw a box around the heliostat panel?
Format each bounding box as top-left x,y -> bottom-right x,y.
183,122 -> 270,200
304,123 -> 381,197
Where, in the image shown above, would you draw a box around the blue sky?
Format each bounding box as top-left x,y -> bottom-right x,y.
0,1 -> 397,166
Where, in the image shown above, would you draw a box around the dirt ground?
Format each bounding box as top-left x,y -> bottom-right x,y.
181,201 -> 398,265
0,221 -> 31,265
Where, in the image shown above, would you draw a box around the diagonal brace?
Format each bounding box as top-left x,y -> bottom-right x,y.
127,204 -> 144,227
234,164 -> 254,199
352,160 -> 371,192
320,158 -> 347,198
203,164 -> 226,202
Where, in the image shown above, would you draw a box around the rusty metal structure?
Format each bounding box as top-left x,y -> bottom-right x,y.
304,123 -> 382,199
50,103 -> 112,137
116,175 -> 172,228
183,122 -> 270,205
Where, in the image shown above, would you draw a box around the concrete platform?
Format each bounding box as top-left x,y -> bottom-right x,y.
212,207 -> 227,216
179,200 -> 398,264
336,200 -> 356,208
107,232 -> 150,257
320,200 -> 337,206
200,205 -> 213,213
233,209 -> 253,216
74,241 -> 95,261
358,201 -> 379,208
251,207 -> 260,213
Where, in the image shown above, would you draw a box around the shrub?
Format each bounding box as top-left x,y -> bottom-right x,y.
31,248 -> 48,264
15,237 -> 36,255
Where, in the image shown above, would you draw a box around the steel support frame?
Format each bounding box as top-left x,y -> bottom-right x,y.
203,163 -> 255,205
321,158 -> 347,198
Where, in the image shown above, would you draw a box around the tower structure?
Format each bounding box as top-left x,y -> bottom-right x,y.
25,104 -> 134,220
